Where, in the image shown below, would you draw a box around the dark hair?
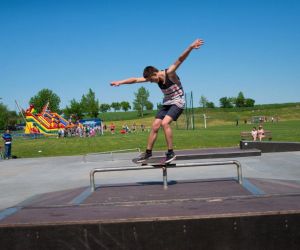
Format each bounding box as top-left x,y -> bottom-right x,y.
143,66 -> 159,78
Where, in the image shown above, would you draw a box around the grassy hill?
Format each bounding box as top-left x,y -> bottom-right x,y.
11,102 -> 300,158
100,102 -> 300,130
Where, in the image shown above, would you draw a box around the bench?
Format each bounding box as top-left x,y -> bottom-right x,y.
240,130 -> 272,141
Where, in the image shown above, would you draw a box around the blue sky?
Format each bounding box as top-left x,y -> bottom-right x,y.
1,0 -> 299,111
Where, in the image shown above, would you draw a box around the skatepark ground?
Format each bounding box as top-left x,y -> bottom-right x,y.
1,146 -> 300,249
1,149 -> 300,211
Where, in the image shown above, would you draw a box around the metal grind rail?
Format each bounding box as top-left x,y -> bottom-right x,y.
90,160 -> 243,192
83,148 -> 141,162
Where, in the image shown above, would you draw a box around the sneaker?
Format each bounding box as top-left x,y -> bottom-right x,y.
136,151 -> 152,163
165,151 -> 176,164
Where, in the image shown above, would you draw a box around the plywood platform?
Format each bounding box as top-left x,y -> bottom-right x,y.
1,177 -> 300,249
1,178 -> 300,225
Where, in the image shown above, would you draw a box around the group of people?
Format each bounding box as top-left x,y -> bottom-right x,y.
120,123 -> 147,134
58,125 -> 103,138
251,125 -> 265,141
56,123 -> 147,137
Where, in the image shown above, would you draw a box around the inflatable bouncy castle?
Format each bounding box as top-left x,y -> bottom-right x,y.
25,103 -> 75,135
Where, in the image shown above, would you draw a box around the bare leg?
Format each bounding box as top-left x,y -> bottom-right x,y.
146,119 -> 162,150
161,115 -> 174,150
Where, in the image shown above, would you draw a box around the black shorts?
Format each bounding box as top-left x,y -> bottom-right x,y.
155,105 -> 184,121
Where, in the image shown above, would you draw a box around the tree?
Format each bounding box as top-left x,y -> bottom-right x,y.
99,103 -> 111,113
120,101 -> 131,112
111,102 -> 121,112
7,111 -> 19,129
199,95 -> 208,108
157,103 -> 163,110
29,89 -> 61,113
0,102 -> 20,130
206,101 -> 215,108
145,101 -> 154,111
235,91 -> 246,107
245,98 -> 255,107
219,97 -> 233,108
64,99 -> 84,120
0,102 -> 9,130
133,87 -> 150,117
81,88 -> 99,118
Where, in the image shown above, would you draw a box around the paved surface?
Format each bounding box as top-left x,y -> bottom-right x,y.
1,151 -> 300,211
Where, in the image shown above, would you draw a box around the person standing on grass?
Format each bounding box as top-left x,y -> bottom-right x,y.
2,129 -> 12,160
110,39 -> 204,163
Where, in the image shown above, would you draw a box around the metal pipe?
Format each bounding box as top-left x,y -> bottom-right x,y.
84,148 -> 141,162
90,160 -> 243,192
172,161 -> 243,185
90,165 -> 156,192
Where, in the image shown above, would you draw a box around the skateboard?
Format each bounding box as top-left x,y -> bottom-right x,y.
132,156 -> 176,167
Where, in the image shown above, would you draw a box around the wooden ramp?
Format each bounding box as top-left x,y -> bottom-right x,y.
1,177 -> 300,250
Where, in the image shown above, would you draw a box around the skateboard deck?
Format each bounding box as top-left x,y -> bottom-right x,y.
132,156 -> 176,167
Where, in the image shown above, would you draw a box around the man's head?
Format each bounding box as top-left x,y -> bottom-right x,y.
143,66 -> 159,82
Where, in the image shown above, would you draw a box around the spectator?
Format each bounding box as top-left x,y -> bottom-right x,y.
251,127 -> 257,141
131,122 -> 137,132
100,123 -> 104,135
110,123 -> 115,134
76,125 -> 83,137
126,124 -> 130,133
2,129 -> 12,160
257,125 -> 265,141
85,125 -> 90,137
58,128 -> 64,138
90,128 -> 96,137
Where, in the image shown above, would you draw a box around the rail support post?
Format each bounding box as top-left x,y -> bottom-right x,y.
162,167 -> 168,189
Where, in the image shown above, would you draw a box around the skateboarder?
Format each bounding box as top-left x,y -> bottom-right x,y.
111,39 -> 204,163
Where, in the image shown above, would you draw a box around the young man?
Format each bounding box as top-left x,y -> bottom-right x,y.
111,38 -> 204,163
2,129 -> 12,160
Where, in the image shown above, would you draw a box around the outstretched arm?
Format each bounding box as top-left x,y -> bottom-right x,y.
167,39 -> 204,74
110,77 -> 147,86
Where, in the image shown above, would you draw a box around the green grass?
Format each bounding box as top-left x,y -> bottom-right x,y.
12,120 -> 300,158
9,103 -> 300,158
100,103 -> 300,130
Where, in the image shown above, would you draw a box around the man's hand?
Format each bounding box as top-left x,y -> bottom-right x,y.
110,81 -> 122,86
168,38 -> 205,73
190,39 -> 204,49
